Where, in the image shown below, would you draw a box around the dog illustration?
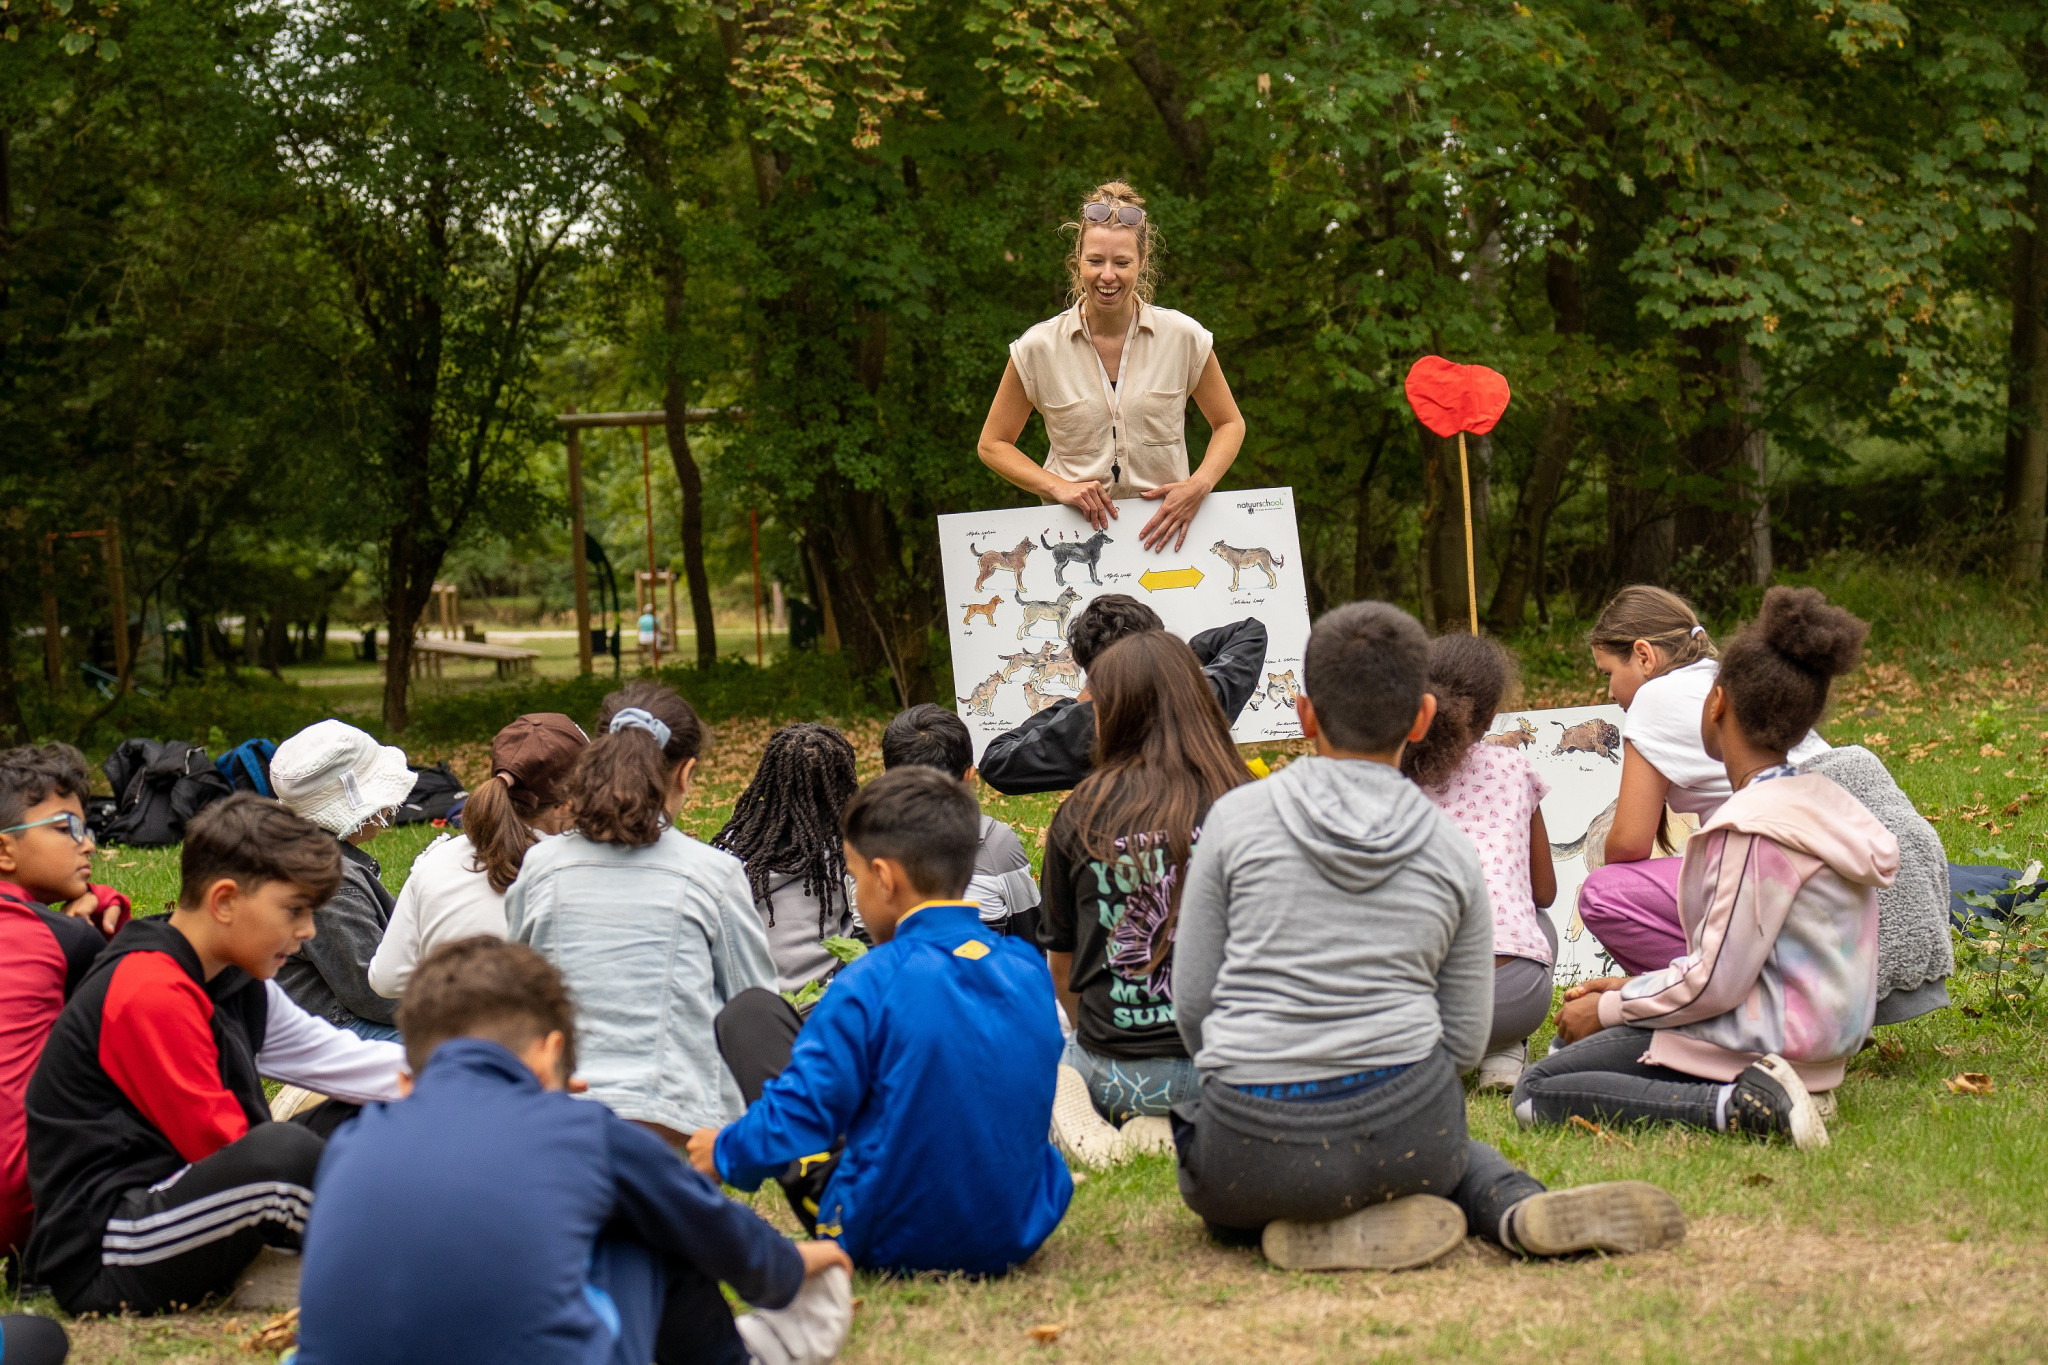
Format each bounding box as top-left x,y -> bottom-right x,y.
957,669 -> 1005,716
1245,670 -> 1300,711
995,644 -> 1049,681
971,538 -> 1035,592
1015,586 -> 1082,640
1040,529 -> 1114,586
961,596 -> 1001,627
1484,717 -> 1538,749
1210,540 -> 1284,591
1022,678 -> 1062,714
1551,717 -> 1622,762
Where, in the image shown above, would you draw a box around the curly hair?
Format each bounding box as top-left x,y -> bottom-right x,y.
712,723 -> 860,935
1400,634 -> 1515,791
1717,586 -> 1868,751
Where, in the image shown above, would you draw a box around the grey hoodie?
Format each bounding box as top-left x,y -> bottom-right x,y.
1173,755 -> 1495,1082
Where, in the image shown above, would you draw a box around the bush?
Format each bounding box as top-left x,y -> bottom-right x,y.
24,675 -> 356,762
405,650 -> 893,745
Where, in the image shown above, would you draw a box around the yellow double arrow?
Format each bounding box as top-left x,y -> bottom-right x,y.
1138,566 -> 1204,592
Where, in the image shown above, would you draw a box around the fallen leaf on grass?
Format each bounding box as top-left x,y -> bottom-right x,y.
1982,744 -> 2007,758
117,860 -> 136,868
1876,1036 -> 1906,1063
1567,1114 -> 1636,1149
244,1307 -> 297,1353
1027,1323 -> 1066,1344
1741,1173 -> 1774,1187
1945,1073 -> 1995,1096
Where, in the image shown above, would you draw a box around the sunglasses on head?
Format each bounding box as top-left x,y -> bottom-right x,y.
2,811 -> 89,844
1081,202 -> 1147,227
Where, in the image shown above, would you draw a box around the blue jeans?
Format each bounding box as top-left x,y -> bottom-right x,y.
1062,1040 -> 1197,1123
1949,863 -> 2048,927
589,1236 -> 748,1365
341,1017 -> 402,1043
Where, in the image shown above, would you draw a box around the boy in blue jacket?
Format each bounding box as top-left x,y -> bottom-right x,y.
296,937 -> 852,1365
688,766 -> 1071,1276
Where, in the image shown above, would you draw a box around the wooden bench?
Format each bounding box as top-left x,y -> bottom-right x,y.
409,637 -> 542,680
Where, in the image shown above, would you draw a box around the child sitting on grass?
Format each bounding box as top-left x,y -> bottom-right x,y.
1519,587 -> 1895,1149
689,766 -> 1071,1276
1398,634 -> 1558,1093
24,794 -> 406,1316
713,724 -> 865,995
508,683 -> 777,1146
880,704 -> 1039,940
1172,602 -> 1683,1271
1,744 -> 130,1265
296,937 -> 852,1365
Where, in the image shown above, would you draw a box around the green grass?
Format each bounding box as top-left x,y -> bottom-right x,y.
25,554 -> 2048,1362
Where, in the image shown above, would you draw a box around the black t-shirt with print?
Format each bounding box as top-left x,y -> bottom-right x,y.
1038,802 -> 1192,1061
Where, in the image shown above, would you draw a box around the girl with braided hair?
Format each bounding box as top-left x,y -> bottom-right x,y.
713,724 -> 864,995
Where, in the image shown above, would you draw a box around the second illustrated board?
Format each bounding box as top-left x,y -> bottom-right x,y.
937,487 -> 1312,761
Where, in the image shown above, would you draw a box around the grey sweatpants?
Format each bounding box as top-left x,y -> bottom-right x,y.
1171,1046 -> 1545,1240
1489,910 -> 1559,1054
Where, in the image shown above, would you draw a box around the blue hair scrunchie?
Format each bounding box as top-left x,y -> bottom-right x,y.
609,707 -> 672,750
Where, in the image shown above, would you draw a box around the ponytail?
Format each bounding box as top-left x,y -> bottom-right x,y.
568,682 -> 706,848
1588,585 -> 1716,675
463,775 -> 539,894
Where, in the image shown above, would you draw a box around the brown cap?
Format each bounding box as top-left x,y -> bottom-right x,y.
490,713 -> 589,811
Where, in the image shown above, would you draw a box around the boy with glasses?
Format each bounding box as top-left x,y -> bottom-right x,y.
0,743 -> 130,1265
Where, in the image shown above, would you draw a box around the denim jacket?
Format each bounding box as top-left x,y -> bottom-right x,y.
506,828 -> 777,1133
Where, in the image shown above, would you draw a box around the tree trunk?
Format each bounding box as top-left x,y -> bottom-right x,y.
1736,341 -> 1772,585
1671,324 -> 1764,594
658,259 -> 719,667
1489,241 -> 1585,630
1112,19 -> 1208,190
2005,163 -> 2048,581
0,578 -> 26,746
1608,476 -> 1674,589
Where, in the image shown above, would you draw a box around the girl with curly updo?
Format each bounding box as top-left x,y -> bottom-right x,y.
1517,587 -> 1897,1151
1399,634 -> 1557,1093
712,723 -> 863,995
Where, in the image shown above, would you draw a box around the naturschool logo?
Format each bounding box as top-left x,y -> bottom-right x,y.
1236,497 -> 1285,516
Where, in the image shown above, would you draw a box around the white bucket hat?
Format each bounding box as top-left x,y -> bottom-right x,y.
270,719 -> 416,837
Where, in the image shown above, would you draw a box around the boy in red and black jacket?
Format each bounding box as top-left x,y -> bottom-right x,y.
0,743 -> 131,1267
24,793 -> 406,1315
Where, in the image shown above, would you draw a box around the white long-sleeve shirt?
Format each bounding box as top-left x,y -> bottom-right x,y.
368,834 -> 510,999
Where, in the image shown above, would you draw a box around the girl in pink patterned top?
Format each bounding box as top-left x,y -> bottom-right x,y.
1401,635 -> 1557,1092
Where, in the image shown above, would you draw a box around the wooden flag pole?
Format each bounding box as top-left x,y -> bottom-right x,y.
1458,431 -> 1479,635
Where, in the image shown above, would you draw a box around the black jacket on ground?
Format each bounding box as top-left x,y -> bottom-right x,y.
978,617 -> 1269,796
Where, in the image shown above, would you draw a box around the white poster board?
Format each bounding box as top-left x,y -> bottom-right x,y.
938,487 -> 1312,761
1481,703 -> 1628,984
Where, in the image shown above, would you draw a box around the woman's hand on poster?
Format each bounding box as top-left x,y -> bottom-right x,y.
1049,475 -> 1118,531
1138,475 -> 1213,552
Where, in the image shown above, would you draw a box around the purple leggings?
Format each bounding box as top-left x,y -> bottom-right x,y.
1576,858 -> 1686,975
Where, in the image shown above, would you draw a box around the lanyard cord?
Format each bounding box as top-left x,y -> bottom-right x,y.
1081,304 -> 1139,485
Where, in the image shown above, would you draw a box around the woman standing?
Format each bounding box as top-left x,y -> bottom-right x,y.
978,182 -> 1247,552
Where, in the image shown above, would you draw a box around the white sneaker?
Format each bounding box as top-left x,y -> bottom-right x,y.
269,1085 -> 328,1121
1117,1115 -> 1175,1158
1812,1089 -> 1838,1122
1050,1065 -> 1125,1168
1474,1042 -> 1526,1094
738,1264 -> 852,1365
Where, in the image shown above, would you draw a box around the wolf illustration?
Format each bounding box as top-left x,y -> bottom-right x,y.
1209,540 -> 1284,591
971,538 -> 1035,592
1244,669 -> 1300,711
961,596 -> 1001,627
1015,586 -> 1082,640
1040,529 -> 1114,586
957,670 -> 1004,717
1022,678 -> 1062,714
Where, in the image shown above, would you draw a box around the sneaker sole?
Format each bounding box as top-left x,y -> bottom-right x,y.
1051,1065 -> 1127,1169
1756,1054 -> 1829,1150
1261,1195 -> 1466,1272
1510,1181 -> 1687,1257
1473,1063 -> 1523,1094
1118,1115 -> 1175,1158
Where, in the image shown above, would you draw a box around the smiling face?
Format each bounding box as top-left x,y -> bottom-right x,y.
1078,224 -> 1143,317
0,792 -> 94,903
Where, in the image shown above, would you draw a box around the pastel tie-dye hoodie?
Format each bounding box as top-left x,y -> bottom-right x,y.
1595,772 -> 1899,1091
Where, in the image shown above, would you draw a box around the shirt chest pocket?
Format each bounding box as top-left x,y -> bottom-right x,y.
1038,397 -> 1101,455
1133,389 -> 1187,448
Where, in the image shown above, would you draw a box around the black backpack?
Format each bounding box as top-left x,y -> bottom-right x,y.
389,761 -> 466,826
101,740 -> 234,847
